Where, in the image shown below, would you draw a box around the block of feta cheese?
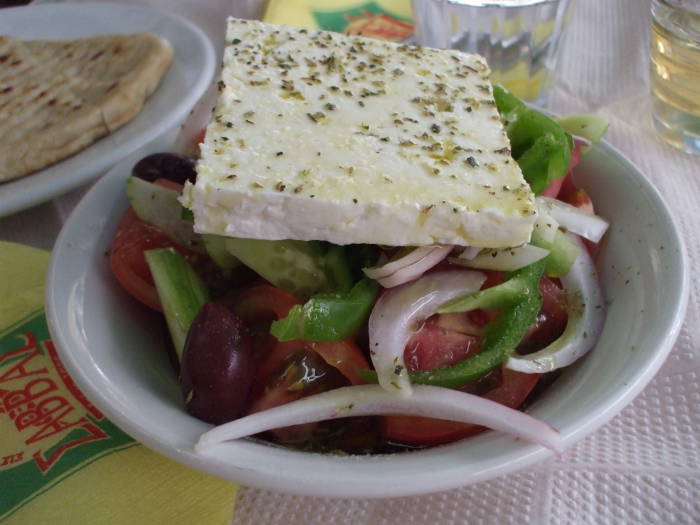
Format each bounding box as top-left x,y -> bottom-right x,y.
180,18 -> 537,248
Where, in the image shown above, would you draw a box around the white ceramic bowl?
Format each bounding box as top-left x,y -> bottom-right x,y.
46,141 -> 688,498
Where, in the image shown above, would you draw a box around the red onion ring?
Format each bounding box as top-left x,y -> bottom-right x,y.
368,270 -> 485,396
507,235 -> 606,373
363,245 -> 453,288
195,384 -> 563,454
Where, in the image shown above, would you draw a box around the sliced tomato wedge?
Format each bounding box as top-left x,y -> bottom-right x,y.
404,320 -> 480,372
248,338 -> 369,397
564,188 -> 594,214
518,276 -> 568,353
381,319 -> 536,447
248,338 -> 368,403
480,269 -> 505,289
560,189 -> 600,260
380,274 -> 565,446
540,175 -> 566,198
245,336 -> 368,444
382,367 -> 540,446
109,207 -> 202,311
224,283 -> 303,326
225,283 -> 370,443
225,283 -> 370,383
110,178 -> 204,311
246,341 -> 350,443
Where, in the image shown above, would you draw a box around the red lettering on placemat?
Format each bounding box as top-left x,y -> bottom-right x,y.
0,331 -> 109,473
44,340 -> 103,420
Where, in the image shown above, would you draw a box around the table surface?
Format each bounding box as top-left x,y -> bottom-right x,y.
2,1 -> 699,524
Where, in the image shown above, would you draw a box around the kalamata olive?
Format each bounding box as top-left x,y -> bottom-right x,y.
180,302 -> 255,424
132,152 -> 196,185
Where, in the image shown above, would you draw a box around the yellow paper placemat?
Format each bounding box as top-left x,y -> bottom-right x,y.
0,242 -> 236,524
263,0 -> 414,40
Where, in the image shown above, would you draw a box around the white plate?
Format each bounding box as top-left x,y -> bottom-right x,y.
46,141 -> 688,498
0,2 -> 216,217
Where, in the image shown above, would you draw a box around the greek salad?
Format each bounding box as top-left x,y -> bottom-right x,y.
109,86 -> 609,455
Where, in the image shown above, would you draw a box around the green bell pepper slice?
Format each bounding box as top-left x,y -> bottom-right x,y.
409,260 -> 544,387
493,85 -> 572,194
270,278 -> 380,342
437,270 -> 533,314
359,260 -> 545,388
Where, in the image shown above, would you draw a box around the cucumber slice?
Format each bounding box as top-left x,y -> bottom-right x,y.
145,248 -> 210,361
126,176 -> 205,254
532,230 -> 580,278
223,238 -> 332,299
324,244 -> 353,294
202,234 -> 240,272
555,114 -> 609,152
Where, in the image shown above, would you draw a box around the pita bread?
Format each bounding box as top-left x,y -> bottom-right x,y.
0,36 -> 108,181
0,33 -> 173,183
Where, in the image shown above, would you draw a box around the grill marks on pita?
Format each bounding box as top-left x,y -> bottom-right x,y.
0,33 -> 173,182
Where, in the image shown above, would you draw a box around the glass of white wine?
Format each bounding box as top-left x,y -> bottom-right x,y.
650,0 -> 700,155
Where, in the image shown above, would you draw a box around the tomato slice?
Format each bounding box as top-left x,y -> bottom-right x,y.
540,175 -> 565,198
225,283 -> 370,382
381,274 -> 562,446
247,341 -> 350,443
109,207 -> 202,311
381,319 -> 501,446
560,189 -> 600,260
249,339 -> 363,404
404,320 -> 480,371
249,338 -> 369,396
224,283 -> 302,325
226,283 -> 370,443
518,276 -> 568,353
310,340 -> 369,386
246,337 -> 369,443
382,367 -> 540,446
109,178 -> 205,311
565,188 -> 594,214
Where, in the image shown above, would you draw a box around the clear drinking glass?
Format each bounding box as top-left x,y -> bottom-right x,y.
411,0 -> 574,106
650,0 -> 700,155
